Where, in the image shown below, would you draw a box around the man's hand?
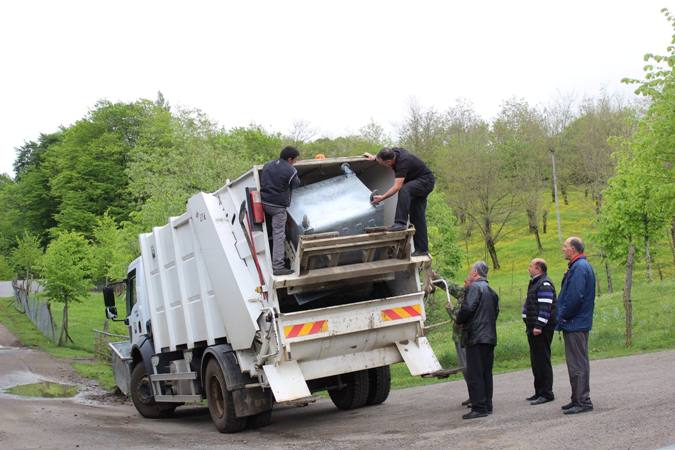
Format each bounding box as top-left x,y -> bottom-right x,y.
533,328 -> 542,336
363,152 -> 375,161
371,194 -> 385,205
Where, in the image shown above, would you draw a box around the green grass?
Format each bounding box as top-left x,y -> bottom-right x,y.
0,292 -> 127,390
5,381 -> 78,398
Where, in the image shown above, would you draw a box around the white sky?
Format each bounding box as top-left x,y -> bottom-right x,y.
0,0 -> 672,176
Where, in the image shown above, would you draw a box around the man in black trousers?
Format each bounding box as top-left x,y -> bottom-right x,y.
522,258 -> 557,405
456,261 -> 500,419
366,147 -> 435,257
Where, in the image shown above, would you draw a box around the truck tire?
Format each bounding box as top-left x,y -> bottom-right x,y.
205,359 -> 247,433
247,409 -> 272,429
366,366 -> 391,405
130,363 -> 176,418
329,370 -> 370,410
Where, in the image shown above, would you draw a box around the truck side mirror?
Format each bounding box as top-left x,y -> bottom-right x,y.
103,286 -> 118,320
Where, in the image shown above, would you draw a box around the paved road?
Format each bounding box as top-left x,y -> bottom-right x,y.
1,322 -> 674,449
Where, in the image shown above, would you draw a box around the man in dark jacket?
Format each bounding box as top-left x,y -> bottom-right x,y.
365,147 -> 435,256
522,258 -> 557,405
456,261 -> 499,419
260,146 -> 300,276
557,236 -> 595,415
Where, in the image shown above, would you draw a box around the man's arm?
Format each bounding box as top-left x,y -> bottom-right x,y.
371,178 -> 404,204
289,169 -> 300,189
534,280 -> 555,330
456,285 -> 480,324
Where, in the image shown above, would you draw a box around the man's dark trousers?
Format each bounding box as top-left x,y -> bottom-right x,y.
527,327 -> 554,400
563,331 -> 592,407
394,176 -> 434,253
465,343 -> 494,413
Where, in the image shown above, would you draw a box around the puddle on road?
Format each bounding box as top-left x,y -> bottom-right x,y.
5,381 -> 78,398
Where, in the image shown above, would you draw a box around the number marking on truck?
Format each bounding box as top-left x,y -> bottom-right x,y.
284,320 -> 329,338
381,304 -> 422,321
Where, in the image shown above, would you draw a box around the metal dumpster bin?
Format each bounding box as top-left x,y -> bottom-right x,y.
109,341 -> 132,396
287,163 -> 384,246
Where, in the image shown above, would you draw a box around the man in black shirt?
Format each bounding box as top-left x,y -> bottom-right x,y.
366,147 -> 435,256
260,146 -> 300,276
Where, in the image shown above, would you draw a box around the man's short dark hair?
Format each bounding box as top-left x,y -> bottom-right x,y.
376,147 -> 396,161
280,146 -> 299,161
569,237 -> 585,253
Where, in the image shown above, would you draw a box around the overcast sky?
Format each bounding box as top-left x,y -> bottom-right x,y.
0,1 -> 671,176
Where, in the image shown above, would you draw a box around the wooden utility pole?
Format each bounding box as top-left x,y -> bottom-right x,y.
550,148 -> 563,243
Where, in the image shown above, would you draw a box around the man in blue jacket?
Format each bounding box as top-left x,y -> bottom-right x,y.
557,236 -> 595,415
261,146 -> 301,276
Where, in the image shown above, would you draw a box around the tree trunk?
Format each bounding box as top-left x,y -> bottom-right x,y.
561,184 -> 569,205
604,256 -> 614,294
526,209 -> 544,252
645,236 -> 653,283
670,216 -> 675,265
542,210 -> 548,234
486,237 -> 500,270
58,300 -> 74,346
623,243 -> 635,348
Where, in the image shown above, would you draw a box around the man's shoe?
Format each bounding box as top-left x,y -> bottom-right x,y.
273,268 -> 294,276
385,223 -> 407,232
561,402 -> 576,410
461,398 -> 471,407
563,405 -> 593,415
530,396 -> 554,405
411,250 -> 429,257
462,410 -> 488,420
526,394 -> 539,401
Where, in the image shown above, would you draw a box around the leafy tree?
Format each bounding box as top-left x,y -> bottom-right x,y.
11,232 -> 44,288
426,191 -> 462,279
41,231 -> 92,345
492,99 -> 548,252
48,100 -> 163,235
90,213 -> 135,285
0,255 -> 13,280
599,8 -> 675,346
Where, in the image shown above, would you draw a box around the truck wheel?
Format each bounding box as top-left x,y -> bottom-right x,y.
130,363 -> 176,418
329,370 -> 370,410
366,366 -> 391,405
205,359 -> 247,433
247,409 -> 272,429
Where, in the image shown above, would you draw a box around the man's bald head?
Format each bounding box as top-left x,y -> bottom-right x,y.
528,258 -> 547,277
563,236 -> 585,261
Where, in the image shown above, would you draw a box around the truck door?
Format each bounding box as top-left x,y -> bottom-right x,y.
126,269 -> 142,342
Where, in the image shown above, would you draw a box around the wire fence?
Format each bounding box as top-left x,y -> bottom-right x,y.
12,280 -> 57,343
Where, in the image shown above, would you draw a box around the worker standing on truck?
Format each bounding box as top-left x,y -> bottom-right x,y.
261,146 -> 301,276
366,147 -> 435,256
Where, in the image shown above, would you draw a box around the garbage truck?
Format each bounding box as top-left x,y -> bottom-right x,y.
103,155 -> 448,433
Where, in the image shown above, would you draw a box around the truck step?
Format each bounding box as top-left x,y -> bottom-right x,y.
155,394 -> 201,403
150,372 -> 197,381
273,255 -> 430,289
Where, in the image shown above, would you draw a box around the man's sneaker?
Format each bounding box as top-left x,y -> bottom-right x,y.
273,268 -> 294,276
526,394 -> 539,401
561,402 -> 576,410
411,250 -> 429,257
385,223 -> 407,232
